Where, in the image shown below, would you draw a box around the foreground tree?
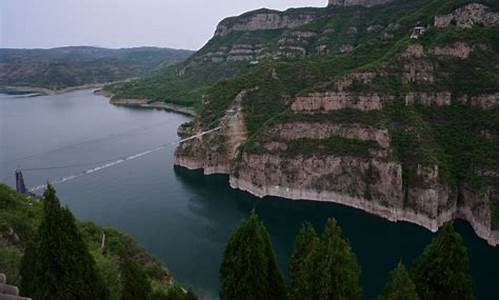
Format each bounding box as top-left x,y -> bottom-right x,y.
288,219 -> 362,300
412,223 -> 474,300
20,184 -> 108,300
219,211 -> 287,300
316,219 -> 362,300
376,262 -> 419,300
120,254 -> 152,300
288,224 -> 320,300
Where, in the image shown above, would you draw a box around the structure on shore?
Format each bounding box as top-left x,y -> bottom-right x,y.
15,169 -> 27,195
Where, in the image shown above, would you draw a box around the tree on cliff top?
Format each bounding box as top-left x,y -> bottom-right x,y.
376,262 -> 419,300
219,211 -> 287,300
412,223 -> 475,300
20,184 -> 108,300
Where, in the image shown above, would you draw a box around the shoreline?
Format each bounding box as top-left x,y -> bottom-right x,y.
174,158 -> 499,247
106,97 -> 197,117
0,83 -> 106,96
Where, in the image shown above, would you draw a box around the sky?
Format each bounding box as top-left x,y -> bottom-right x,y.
1,0 -> 326,50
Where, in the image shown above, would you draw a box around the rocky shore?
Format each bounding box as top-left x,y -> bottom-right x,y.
175,154 -> 498,247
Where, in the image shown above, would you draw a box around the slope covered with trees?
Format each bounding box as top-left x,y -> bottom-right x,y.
0,46 -> 193,91
0,184 -> 196,300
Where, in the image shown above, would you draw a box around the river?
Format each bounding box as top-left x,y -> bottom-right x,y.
0,89 -> 497,299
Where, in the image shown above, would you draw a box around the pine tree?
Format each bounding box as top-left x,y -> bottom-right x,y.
376,262 -> 419,300
19,239 -> 36,296
120,254 -> 152,300
288,223 -> 320,300
219,211 -> 287,300
24,184 -> 109,300
316,218 -> 362,300
412,223 -> 475,300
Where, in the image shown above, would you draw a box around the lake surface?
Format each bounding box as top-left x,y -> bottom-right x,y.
0,90 -> 497,299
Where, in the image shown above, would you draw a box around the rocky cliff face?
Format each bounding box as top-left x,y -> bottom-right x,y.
174,1 -> 499,246
328,0 -> 395,7
214,9 -> 321,37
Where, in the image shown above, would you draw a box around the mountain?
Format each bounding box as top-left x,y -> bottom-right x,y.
0,46 -> 194,91
111,0 -> 498,245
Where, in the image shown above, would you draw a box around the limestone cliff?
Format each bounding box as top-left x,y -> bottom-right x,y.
328,0 -> 395,7
172,1 -> 499,245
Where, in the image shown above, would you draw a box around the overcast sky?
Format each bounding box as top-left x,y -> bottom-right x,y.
1,0 -> 326,50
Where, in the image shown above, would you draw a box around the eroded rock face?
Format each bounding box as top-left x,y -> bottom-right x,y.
328,0 -> 395,7
405,92 -> 452,107
458,93 -> 499,110
432,42 -> 472,59
268,122 -> 391,148
291,92 -> 390,112
215,10 -> 319,37
434,3 -> 499,29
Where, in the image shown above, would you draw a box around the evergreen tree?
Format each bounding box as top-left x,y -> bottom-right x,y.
19,239 -> 36,296
412,223 -> 475,300
24,184 -> 109,300
376,262 -> 419,300
219,211 -> 287,300
120,254 -> 152,300
316,218 -> 362,300
288,224 -> 320,300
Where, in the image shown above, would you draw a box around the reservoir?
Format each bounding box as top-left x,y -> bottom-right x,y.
0,89 -> 497,299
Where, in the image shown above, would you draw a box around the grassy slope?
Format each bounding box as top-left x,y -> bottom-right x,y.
0,184 -> 191,299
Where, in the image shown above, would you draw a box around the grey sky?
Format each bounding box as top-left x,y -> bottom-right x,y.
1,0 -> 326,50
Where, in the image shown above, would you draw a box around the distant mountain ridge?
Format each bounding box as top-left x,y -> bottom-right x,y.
0,46 -> 194,91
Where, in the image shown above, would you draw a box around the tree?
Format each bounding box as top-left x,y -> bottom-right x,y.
376,262 -> 419,300
288,224 -> 320,300
315,218 -> 362,300
119,254 -> 152,300
21,184 -> 109,300
219,211 -> 287,300
412,223 -> 475,300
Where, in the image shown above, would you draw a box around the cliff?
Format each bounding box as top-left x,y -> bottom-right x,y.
174,0 -> 499,246
328,0 -> 396,7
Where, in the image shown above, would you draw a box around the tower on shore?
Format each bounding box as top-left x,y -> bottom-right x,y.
15,169 -> 28,194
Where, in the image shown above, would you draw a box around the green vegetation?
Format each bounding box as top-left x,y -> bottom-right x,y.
120,254 -> 153,300
20,184 -> 108,300
223,212 -> 475,300
0,46 -> 193,90
219,211 -> 287,300
288,220 -> 362,300
412,223 -> 475,300
0,184 -> 197,300
376,262 -> 419,300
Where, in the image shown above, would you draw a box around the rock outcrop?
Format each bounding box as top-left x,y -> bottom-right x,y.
328,0 -> 395,7
434,3 -> 498,29
214,9 -> 320,37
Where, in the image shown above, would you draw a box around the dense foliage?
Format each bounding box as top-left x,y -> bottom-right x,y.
0,184 -> 197,300
412,223 -> 475,300
223,213 -> 476,300
289,221 -> 362,300
376,262 -> 419,300
20,184 -> 109,300
219,211 -> 287,300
